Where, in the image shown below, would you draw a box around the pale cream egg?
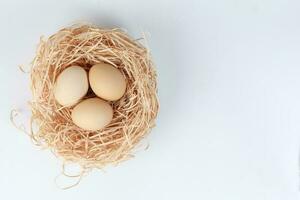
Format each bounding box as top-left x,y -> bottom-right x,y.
71,98 -> 113,131
89,63 -> 126,101
54,66 -> 88,107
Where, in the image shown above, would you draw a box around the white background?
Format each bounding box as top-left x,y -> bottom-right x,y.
0,0 -> 300,199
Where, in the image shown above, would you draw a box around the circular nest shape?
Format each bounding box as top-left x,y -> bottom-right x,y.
29,24 -> 159,169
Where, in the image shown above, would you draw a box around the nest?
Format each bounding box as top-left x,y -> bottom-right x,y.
27,24 -> 159,171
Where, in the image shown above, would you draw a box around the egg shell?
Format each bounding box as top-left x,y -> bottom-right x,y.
54,66 -> 88,107
71,98 -> 113,131
89,63 -> 126,101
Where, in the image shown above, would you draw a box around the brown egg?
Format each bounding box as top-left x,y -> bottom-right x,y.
89,63 -> 126,101
71,98 -> 113,131
54,66 -> 88,107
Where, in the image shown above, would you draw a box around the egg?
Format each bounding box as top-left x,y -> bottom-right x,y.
89,63 -> 126,101
54,66 -> 89,107
71,98 -> 113,131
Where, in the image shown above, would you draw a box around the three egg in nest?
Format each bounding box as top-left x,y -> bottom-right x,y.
54,63 -> 126,131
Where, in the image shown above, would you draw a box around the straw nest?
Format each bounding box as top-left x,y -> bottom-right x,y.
27,24 -> 159,171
